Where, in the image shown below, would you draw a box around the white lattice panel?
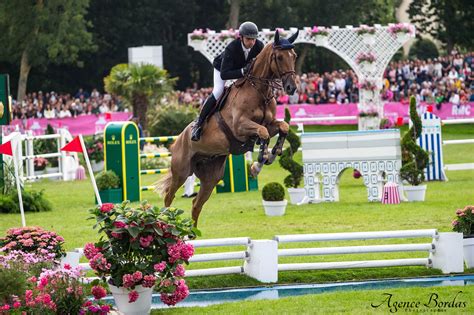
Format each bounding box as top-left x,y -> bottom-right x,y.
188,24 -> 415,126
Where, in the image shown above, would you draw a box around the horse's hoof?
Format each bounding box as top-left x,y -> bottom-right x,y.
251,162 -> 261,177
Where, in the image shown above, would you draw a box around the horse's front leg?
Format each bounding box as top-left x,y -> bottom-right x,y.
265,120 -> 289,165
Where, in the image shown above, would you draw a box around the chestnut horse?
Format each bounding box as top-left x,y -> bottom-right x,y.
156,30 -> 298,226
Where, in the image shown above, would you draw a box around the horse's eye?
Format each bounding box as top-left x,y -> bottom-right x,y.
277,55 -> 283,61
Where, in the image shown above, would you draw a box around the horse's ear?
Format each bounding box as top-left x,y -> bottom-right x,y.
274,30 -> 280,45
288,30 -> 299,43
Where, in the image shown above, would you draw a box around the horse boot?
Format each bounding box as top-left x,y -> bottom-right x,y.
191,94 -> 217,141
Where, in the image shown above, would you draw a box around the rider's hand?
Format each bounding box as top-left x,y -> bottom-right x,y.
242,63 -> 251,75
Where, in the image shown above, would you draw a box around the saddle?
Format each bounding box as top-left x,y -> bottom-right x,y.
210,78 -> 257,155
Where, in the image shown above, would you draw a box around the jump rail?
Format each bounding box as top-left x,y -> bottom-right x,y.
63,230 -> 463,284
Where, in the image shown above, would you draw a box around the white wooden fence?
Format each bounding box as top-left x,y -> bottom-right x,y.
63,229 -> 463,283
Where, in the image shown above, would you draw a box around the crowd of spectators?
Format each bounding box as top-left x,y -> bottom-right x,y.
12,52 -> 473,120
12,88 -> 122,120
177,52 -> 474,108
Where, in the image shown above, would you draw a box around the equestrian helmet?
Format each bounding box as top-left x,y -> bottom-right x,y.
239,21 -> 259,39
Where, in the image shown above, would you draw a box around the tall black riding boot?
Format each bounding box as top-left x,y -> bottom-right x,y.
191,94 -> 217,141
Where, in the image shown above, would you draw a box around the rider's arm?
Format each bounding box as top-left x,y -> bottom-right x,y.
220,46 -> 245,80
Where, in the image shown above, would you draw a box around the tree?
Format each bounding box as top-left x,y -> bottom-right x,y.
226,0 -> 241,29
0,0 -> 95,102
409,39 -> 439,60
408,0 -> 474,52
104,63 -> 176,130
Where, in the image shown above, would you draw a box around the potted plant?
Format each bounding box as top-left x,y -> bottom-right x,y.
388,23 -> 414,44
95,170 -> 123,204
262,182 -> 287,216
279,108 -> 305,204
356,25 -> 376,45
86,201 -> 197,314
88,135 -> 104,172
308,25 -> 329,45
356,52 -> 376,72
400,96 -> 430,201
246,161 -> 259,191
34,157 -> 48,175
452,205 -> 474,268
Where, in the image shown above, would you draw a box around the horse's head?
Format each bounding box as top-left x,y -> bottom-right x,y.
272,30 -> 298,95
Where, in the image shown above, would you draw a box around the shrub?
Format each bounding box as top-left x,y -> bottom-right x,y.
9,190 -> 53,213
452,205 -> 474,236
409,39 -> 439,60
400,96 -> 430,186
148,103 -> 197,139
279,108 -> 303,188
0,267 -> 28,304
0,195 -> 19,213
262,182 -> 285,201
95,170 -> 120,191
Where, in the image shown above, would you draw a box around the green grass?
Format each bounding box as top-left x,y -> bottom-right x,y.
151,285 -> 474,314
1,124 -> 473,290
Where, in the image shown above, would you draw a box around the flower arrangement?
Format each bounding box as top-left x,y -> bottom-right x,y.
388,23 -> 415,36
190,28 -> 208,40
452,205 -> 474,236
34,157 -> 48,171
87,201 -> 198,306
86,135 -> 104,163
0,226 -> 66,260
358,80 -> 378,91
356,52 -> 376,64
218,29 -> 239,41
356,25 -> 375,35
308,26 -> 329,37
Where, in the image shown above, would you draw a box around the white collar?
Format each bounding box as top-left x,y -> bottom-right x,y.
241,42 -> 251,54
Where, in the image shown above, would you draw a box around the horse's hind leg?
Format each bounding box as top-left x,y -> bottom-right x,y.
191,155 -> 227,226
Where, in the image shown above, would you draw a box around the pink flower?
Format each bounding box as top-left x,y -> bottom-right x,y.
154,262 -> 167,272
173,264 -> 185,277
111,232 -> 123,239
452,220 -> 459,226
113,221 -> 126,228
142,275 -> 156,288
84,243 -> 100,260
123,274 -> 135,288
139,235 -> 153,248
128,290 -> 139,303
100,305 -> 111,313
1,304 -> 10,311
132,271 -> 143,282
13,301 -> 21,309
38,276 -> 49,289
160,279 -> 189,306
89,253 -> 111,272
91,286 -> 107,300
100,203 -> 114,213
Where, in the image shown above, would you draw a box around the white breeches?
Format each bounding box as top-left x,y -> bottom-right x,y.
212,69 -> 226,99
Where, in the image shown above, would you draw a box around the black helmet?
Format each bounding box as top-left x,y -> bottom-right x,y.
239,21 -> 258,39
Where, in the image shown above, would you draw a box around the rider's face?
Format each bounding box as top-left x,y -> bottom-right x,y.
242,37 -> 256,49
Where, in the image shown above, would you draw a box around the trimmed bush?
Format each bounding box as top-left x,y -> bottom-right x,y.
262,182 -> 285,201
279,108 -> 303,188
95,170 -> 120,191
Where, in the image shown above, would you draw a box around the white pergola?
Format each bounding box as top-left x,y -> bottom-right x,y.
188,24 -> 415,130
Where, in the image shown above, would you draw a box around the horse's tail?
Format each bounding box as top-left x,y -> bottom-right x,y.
154,170 -> 173,197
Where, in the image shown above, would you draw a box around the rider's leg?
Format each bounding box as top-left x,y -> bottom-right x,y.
191,69 -> 225,141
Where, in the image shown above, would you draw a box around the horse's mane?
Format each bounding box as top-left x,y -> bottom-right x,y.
252,43 -> 274,78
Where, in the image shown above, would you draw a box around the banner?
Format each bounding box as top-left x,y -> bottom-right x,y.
276,102 -> 474,125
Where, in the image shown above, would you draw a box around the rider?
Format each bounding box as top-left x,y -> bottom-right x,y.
191,21 -> 265,141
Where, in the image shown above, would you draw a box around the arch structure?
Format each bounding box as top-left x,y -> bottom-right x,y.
188,24 -> 415,130
301,129 -> 403,202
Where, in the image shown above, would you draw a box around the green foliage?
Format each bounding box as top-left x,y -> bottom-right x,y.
279,108 -> 303,188
400,96 -> 430,186
148,102 -> 198,138
408,0 -> 474,52
95,170 -> 120,191
409,39 -> 439,60
9,190 -> 53,213
104,63 -> 177,130
0,267 -> 28,304
262,182 -> 285,201
0,195 -> 19,214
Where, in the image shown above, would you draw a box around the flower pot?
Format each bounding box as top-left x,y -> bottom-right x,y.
96,188 -> 123,204
60,251 -> 80,268
396,32 -> 410,44
92,160 -> 104,173
358,116 -> 380,130
314,35 -> 328,45
109,283 -> 154,315
362,34 -> 375,45
463,237 -> 474,269
262,199 -> 287,216
403,185 -> 427,202
248,177 -> 259,191
35,169 -> 45,175
287,188 -> 306,205
360,61 -> 375,73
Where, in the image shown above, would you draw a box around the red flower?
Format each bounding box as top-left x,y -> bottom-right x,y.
113,221 -> 126,228
128,290 -> 139,303
100,203 -> 114,213
91,286 -> 107,300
